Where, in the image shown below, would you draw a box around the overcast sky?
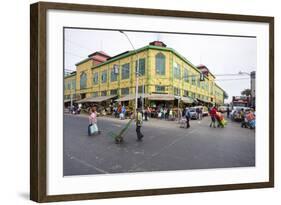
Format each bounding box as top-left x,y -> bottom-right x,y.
64,28 -> 257,103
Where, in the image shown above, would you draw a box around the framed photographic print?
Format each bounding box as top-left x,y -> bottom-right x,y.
30,1 -> 274,202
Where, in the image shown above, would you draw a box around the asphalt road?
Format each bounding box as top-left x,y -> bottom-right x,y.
63,114 -> 255,176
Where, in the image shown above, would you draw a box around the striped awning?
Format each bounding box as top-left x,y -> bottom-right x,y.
76,95 -> 117,103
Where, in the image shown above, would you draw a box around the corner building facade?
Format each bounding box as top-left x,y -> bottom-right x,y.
64,41 -> 225,106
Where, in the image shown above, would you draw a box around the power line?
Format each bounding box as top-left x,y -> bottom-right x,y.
213,73 -> 250,77
215,78 -> 249,81
65,51 -> 85,59
64,41 -> 253,80
65,39 -> 94,52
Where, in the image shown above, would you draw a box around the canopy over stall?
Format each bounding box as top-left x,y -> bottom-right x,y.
76,95 -> 117,103
115,93 -> 149,102
64,99 -> 73,103
181,96 -> 195,104
64,98 -> 78,103
147,94 -> 175,101
196,98 -> 211,104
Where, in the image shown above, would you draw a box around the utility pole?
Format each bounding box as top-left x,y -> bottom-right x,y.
119,31 -> 139,116
70,80 -> 73,109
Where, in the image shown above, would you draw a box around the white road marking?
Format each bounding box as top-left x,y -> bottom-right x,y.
129,128 -> 199,171
69,155 -> 108,174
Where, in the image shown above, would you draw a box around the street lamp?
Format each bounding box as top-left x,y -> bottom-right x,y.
238,71 -> 250,76
70,81 -> 73,109
119,31 -> 139,116
136,71 -> 145,113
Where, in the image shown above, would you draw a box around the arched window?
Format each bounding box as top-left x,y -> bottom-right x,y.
80,72 -> 87,89
155,52 -> 165,75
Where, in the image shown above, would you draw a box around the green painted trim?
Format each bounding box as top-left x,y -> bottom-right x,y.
89,45 -> 212,80
64,73 -> 76,79
75,57 -> 91,66
91,46 -> 150,69
150,46 -> 202,74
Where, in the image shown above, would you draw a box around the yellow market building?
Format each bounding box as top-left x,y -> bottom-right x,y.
64,41 -> 225,108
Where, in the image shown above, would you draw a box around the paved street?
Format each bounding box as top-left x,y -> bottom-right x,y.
63,114 -> 255,176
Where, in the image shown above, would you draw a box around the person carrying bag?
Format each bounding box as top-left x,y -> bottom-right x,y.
88,106 -> 99,136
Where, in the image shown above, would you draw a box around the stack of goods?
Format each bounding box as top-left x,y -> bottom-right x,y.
246,112 -> 255,129
215,112 -> 227,128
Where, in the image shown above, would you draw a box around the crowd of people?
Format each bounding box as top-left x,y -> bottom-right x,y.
113,104 -> 128,120
112,104 -> 180,121
178,106 -> 221,129
239,108 -> 256,129
86,102 -> 255,143
68,104 -> 81,115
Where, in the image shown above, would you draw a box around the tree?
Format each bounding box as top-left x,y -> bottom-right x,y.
223,91 -> 229,100
241,88 -> 251,96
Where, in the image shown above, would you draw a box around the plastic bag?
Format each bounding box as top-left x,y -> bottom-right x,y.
88,123 -> 98,135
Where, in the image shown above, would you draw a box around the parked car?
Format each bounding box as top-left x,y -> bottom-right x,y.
218,106 -> 227,113
230,106 -> 251,122
189,108 -> 198,120
193,106 -> 209,117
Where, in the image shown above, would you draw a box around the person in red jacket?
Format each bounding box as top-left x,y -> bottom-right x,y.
209,106 -> 217,128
